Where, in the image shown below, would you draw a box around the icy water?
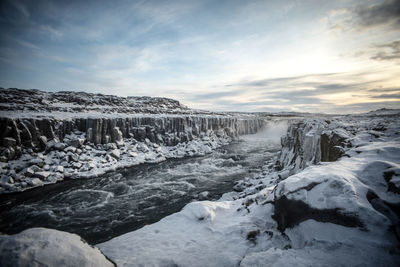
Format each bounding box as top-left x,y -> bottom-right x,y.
0,126 -> 285,244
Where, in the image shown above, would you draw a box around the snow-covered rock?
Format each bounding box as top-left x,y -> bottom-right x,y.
0,228 -> 114,267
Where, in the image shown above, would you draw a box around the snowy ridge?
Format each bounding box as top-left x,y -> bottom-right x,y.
98,113 -> 400,266
0,88 -> 191,115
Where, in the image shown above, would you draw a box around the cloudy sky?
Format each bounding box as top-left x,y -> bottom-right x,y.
0,0 -> 399,113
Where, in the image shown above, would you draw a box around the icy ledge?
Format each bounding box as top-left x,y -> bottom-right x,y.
98,114 -> 400,266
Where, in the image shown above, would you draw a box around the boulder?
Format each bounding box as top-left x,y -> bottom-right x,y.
110,149 -> 120,160
128,151 -> 137,157
71,138 -> 85,148
28,178 -> 43,186
0,228 -> 114,267
54,142 -> 66,151
4,147 -> 15,160
29,158 -> 44,167
35,171 -> 50,180
55,165 -> 64,173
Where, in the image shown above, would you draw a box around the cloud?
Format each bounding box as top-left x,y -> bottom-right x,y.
371,40 -> 400,61
354,0 -> 400,29
368,87 -> 400,92
181,69 -> 399,113
371,93 -> 400,99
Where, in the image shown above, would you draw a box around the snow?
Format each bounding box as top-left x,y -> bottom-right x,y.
98,113 -> 400,266
0,228 -> 114,267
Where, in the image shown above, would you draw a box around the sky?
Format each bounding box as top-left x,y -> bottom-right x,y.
0,0 -> 399,113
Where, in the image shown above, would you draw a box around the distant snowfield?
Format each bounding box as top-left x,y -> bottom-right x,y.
98,114 -> 400,266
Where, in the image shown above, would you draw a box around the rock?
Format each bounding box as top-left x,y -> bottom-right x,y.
88,162 -> 95,169
14,146 -> 22,158
35,171 -> 50,180
0,228 -> 115,267
38,135 -> 48,150
198,191 -> 209,200
320,131 -> 347,162
137,144 -> 149,153
112,127 -> 123,143
67,153 -> 79,162
82,162 -> 95,171
3,137 -> 16,147
54,142 -> 66,151
28,178 -> 43,186
65,146 -> 76,153
8,169 -> 16,178
30,165 -> 42,172
43,164 -> 50,171
2,183 -> 16,191
71,138 -> 85,148
110,149 -> 120,159
46,139 -> 57,151
128,151 -> 137,157
72,162 -> 82,169
105,143 -> 118,150
4,147 -> 15,160
55,166 -> 64,173
25,167 -> 35,176
116,140 -> 124,148
29,158 -> 44,167
55,173 -> 64,181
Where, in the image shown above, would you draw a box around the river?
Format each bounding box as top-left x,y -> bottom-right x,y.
0,122 -> 287,244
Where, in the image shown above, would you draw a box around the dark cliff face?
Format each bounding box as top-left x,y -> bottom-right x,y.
0,115 -> 264,162
278,119 -> 351,173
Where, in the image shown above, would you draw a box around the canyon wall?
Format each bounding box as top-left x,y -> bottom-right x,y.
0,115 -> 265,162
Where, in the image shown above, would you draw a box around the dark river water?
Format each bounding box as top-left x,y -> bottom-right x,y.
0,126 -> 285,244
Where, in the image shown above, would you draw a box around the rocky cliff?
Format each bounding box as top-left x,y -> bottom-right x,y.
0,88 -> 265,193
278,118 -> 352,174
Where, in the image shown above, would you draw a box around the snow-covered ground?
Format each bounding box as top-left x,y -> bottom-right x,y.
98,113 -> 400,266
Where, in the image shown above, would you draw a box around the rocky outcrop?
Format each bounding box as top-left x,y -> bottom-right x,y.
277,119 -> 352,174
278,120 -> 325,174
